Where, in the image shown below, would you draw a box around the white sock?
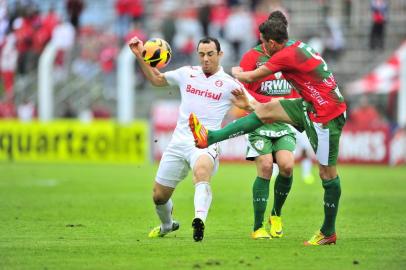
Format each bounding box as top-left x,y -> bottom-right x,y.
156,199 -> 173,231
301,158 -> 312,178
194,181 -> 212,223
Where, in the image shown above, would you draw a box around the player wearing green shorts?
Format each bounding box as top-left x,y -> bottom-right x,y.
240,11 -> 301,240
189,15 -> 347,246
246,123 -> 297,239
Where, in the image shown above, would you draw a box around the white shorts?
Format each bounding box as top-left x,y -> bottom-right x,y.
294,130 -> 315,159
155,143 -> 220,188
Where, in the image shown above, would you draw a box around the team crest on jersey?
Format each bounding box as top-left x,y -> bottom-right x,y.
215,80 -> 223,87
254,140 -> 264,151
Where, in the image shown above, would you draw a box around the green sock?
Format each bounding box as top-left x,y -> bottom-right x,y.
271,174 -> 293,216
252,176 -> 270,231
208,113 -> 263,145
320,176 -> 341,236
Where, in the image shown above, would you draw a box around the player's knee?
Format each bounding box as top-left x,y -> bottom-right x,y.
278,162 -> 293,177
256,101 -> 277,122
152,187 -> 170,205
255,104 -> 269,121
193,167 -> 211,181
318,168 -> 337,180
152,193 -> 169,205
258,161 -> 273,178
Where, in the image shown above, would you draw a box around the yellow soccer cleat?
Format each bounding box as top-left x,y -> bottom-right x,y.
251,227 -> 271,240
269,215 -> 283,238
304,231 -> 337,246
148,221 -> 180,238
189,113 -> 208,148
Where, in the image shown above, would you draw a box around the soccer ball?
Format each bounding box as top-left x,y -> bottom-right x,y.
142,38 -> 172,69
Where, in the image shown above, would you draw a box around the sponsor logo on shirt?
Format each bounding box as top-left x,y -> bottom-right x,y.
260,80 -> 291,96
304,82 -> 329,106
259,130 -> 289,137
186,84 -> 222,101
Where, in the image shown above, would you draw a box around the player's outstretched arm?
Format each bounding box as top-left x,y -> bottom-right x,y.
128,36 -> 168,87
232,65 -> 272,83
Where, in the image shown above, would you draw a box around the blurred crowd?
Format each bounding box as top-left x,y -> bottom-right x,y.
0,0 -> 397,129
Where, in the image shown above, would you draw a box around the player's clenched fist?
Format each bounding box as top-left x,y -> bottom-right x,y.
128,36 -> 144,57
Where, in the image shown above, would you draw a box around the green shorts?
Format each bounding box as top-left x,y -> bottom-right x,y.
246,123 -> 296,161
279,98 -> 346,166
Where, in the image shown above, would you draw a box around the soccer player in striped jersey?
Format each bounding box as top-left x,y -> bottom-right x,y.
240,11 -> 300,240
189,16 -> 346,246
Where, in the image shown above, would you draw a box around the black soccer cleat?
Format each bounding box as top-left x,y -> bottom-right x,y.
192,218 -> 205,242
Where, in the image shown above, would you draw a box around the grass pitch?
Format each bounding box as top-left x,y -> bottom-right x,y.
0,162 -> 405,270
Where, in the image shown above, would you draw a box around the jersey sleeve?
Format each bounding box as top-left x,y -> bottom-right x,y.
164,66 -> 186,86
240,50 -> 257,72
264,50 -> 292,73
239,50 -> 258,89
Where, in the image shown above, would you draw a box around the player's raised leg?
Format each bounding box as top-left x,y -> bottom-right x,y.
191,153 -> 216,241
189,100 -> 294,148
148,182 -> 180,238
189,112 -> 263,148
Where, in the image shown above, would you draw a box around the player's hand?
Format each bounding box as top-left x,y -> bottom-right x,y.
231,66 -> 243,77
128,36 -> 144,58
231,88 -> 251,111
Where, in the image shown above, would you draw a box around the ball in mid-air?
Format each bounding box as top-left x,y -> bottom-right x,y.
142,38 -> 172,69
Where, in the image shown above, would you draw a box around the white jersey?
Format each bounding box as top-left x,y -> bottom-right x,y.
164,65 -> 241,147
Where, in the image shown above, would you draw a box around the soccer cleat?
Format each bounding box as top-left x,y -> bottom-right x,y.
269,216 -> 283,238
148,221 -> 180,238
251,227 -> 271,240
192,217 -> 205,241
304,231 -> 337,246
189,113 -> 208,148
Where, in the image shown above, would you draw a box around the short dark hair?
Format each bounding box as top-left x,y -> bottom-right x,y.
259,19 -> 288,44
197,37 -> 221,52
268,10 -> 288,27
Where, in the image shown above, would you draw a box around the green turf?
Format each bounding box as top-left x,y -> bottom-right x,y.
0,163 -> 405,270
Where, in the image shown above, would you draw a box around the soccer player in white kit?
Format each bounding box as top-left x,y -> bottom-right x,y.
128,36 -> 247,241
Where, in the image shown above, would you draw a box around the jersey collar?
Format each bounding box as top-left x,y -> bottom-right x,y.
198,66 -> 224,78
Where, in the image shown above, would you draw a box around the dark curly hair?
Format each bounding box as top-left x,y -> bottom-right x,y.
268,10 -> 288,27
259,19 -> 288,44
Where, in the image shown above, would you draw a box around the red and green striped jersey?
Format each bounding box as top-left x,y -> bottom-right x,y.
239,43 -> 300,103
264,40 -> 347,123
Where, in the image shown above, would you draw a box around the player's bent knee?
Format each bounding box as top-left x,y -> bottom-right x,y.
279,164 -> 293,177
193,164 -> 212,182
256,101 -> 278,122
152,186 -> 172,205
258,161 -> 273,179
152,193 -> 169,205
319,167 -> 337,180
